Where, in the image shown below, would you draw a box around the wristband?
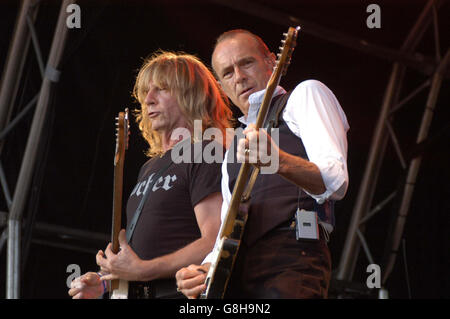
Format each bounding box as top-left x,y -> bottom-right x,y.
96,272 -> 107,294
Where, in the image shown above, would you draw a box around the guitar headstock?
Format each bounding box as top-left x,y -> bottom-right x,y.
274,26 -> 300,76
256,26 -> 301,129
124,108 -> 130,150
114,108 -> 130,166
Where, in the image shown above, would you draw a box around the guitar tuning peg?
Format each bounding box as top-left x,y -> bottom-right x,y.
281,39 -> 286,44
283,32 -> 288,37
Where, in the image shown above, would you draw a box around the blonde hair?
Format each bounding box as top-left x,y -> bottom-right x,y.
133,51 -> 232,157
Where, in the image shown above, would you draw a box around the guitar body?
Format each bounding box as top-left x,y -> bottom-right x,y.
110,279 -> 129,299
201,237 -> 239,299
201,202 -> 248,299
201,26 -> 300,299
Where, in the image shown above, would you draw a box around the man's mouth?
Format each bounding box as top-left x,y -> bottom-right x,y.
148,112 -> 160,118
239,87 -> 254,98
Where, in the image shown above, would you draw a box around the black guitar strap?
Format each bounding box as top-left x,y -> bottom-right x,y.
126,159 -> 173,243
264,90 -> 292,131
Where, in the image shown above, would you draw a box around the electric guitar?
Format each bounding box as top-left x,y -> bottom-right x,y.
110,108 -> 129,299
200,26 -> 300,299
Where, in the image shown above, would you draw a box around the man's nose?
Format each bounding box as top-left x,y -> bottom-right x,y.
234,66 -> 247,84
144,90 -> 156,106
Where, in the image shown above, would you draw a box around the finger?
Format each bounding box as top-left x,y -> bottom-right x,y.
70,277 -> 81,289
258,128 -> 274,152
201,263 -> 211,272
247,129 -> 263,164
118,229 -> 127,248
100,273 -> 118,281
178,273 -> 206,290
236,138 -> 249,163
68,287 -> 81,297
181,284 -> 207,299
72,293 -> 82,299
196,267 -> 207,274
175,267 -> 188,281
104,243 -> 115,259
176,268 -> 196,283
96,251 -> 104,265
177,264 -> 207,286
72,291 -> 88,299
81,272 -> 101,285
96,251 -> 109,269
243,123 -> 256,134
96,249 -> 104,260
246,130 -> 258,146
237,137 -> 249,152
186,263 -> 208,276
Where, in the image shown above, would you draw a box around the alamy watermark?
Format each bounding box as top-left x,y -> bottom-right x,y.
66,264 -> 81,288
366,263 -> 381,289
66,4 -> 81,29
366,4 -> 381,29
170,120 -> 280,174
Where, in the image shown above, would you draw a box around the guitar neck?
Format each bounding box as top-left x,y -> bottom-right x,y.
111,159 -> 124,252
254,72 -> 280,128
110,109 -> 128,295
220,40 -> 285,239
220,162 -> 252,238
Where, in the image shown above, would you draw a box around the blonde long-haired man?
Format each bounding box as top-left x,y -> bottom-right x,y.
69,51 -> 232,299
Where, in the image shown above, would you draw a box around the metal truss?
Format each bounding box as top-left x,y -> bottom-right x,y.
335,0 -> 450,298
0,0 -> 77,299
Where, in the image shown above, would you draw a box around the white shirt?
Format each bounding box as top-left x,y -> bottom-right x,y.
203,79 -> 349,264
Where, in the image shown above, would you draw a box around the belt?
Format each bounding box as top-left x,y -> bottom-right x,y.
128,278 -> 185,299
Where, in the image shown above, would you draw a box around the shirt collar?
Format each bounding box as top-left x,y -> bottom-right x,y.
238,86 -> 286,126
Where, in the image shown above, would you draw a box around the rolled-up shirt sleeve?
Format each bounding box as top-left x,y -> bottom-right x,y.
283,80 -> 350,204
203,80 -> 349,263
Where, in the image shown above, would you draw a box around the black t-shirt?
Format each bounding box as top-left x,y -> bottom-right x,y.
126,139 -> 223,260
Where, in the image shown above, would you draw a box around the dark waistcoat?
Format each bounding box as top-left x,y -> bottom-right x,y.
226,93 -> 334,246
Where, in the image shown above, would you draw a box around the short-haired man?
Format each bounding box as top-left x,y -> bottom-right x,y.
176,30 -> 349,299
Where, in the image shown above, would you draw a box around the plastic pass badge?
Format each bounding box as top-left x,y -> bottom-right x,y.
295,209 -> 319,241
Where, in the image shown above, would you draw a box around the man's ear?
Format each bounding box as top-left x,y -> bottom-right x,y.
266,52 -> 276,69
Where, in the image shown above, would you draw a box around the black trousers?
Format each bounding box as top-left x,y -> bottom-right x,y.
224,226 -> 331,299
